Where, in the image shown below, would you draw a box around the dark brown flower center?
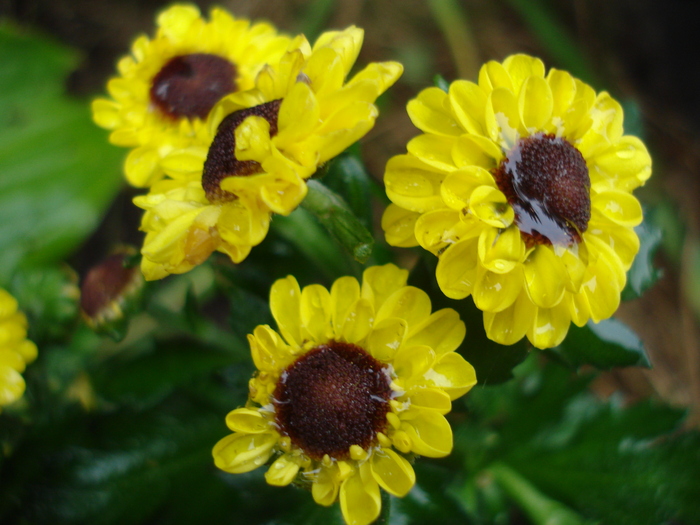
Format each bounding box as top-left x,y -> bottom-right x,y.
80,251 -> 140,320
150,53 -> 237,120
201,99 -> 282,202
492,133 -> 591,247
273,341 -> 392,461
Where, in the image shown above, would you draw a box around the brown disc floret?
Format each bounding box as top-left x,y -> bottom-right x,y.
201,99 -> 282,202
492,133 -> 591,247
150,53 -> 237,120
273,341 -> 392,461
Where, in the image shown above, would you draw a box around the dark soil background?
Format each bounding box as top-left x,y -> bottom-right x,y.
2,0 -> 700,420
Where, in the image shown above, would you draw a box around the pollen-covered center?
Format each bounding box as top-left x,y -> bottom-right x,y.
202,99 -> 282,202
150,53 -> 237,120
493,133 -> 591,246
273,341 -> 392,461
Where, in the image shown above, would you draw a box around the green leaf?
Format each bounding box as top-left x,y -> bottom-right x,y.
622,219 -> 663,301
552,317 -> 650,370
434,74 -> 451,92
323,153 -> 374,231
300,180 -> 375,264
0,25 -> 124,282
9,265 -> 80,343
91,340 -> 244,409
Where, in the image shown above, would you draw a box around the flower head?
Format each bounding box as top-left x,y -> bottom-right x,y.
213,264 -> 476,525
91,4 -> 291,187
0,288 -> 37,411
382,54 -> 651,349
136,27 -> 403,280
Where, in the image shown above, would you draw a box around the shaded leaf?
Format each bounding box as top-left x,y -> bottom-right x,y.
552,317 -> 650,370
622,219 -> 663,301
0,25 -> 123,282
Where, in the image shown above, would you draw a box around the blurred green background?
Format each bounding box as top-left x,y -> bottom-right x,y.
0,0 -> 699,524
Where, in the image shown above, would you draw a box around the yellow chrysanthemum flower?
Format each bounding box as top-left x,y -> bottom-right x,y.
91,4 -> 291,187
213,264 -> 476,525
135,27 -> 403,280
0,288 -> 38,411
382,54 -> 652,349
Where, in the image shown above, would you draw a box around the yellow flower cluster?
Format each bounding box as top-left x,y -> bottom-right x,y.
382,54 -> 651,348
134,26 -> 402,280
0,288 -> 37,410
213,264 -> 476,525
92,4 -> 291,187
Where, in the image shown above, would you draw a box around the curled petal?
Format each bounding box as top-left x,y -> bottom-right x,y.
407,87 -> 461,136
225,408 -> 271,433
340,464 -> 381,525
330,276 -> 361,334
212,432 -> 277,474
400,407 -> 453,457
436,238 -> 480,299
528,303 -> 571,349
448,80 -> 487,135
427,352 -> 477,400
518,75 -> 553,131
300,284 -> 332,343
484,290 -> 535,346
478,225 -> 524,274
523,246 -> 567,309
405,387 -> 452,414
265,454 -> 302,486
361,264 -> 409,313
270,276 -> 303,347
376,286 -> 432,328
368,317 -> 407,362
592,190 -> 643,228
404,308 -> 466,355
370,448 -> 416,497
382,204 -> 420,248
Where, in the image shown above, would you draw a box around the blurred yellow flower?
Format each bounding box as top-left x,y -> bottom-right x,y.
382,54 -> 651,349
91,4 -> 290,187
213,264 -> 476,525
136,26 -> 403,280
0,288 -> 37,410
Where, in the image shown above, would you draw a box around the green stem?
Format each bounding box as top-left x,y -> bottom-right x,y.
487,462 -> 587,525
300,180 -> 374,265
427,0 -> 480,79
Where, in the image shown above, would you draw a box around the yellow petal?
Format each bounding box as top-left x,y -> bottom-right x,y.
478,224 -> 524,273
405,387 -> 452,414
225,408 -> 271,433
375,286 -> 432,328
485,87 -> 521,147
0,364 -> 24,406
585,221 -> 639,270
503,54 -> 545,93
276,82 -> 321,147
483,290 -> 535,345
448,80 -> 487,135
382,204 -> 420,248
428,352 -> 478,400
592,190 -> 643,227
370,448 -> 416,497
478,60 -> 514,93
415,208 -> 479,255
523,246 -> 567,309
469,185 -> 515,229
567,290 -> 592,327
212,432 -> 277,474
218,201 -> 271,247
404,308 -> 466,355
330,276 -> 361,335
581,238 -> 625,322
312,465 -> 340,506
473,265 -> 523,313
249,325 -> 294,373
400,407 -> 453,457
339,298 -> 374,344
393,345 -> 436,382
547,69 -> 577,124
407,87 -> 461,136
270,276 -> 303,347
265,454 -> 301,486
385,154 -> 446,213
124,147 -> 162,188
160,147 -> 206,179
91,98 -> 121,129
528,303 -> 571,349
407,134 -> 457,172
436,238 -> 480,299
339,465 -> 381,525
368,317 -> 407,362
452,134 -> 503,168
361,264 -> 409,313
518,75 -> 553,131
441,166 -> 495,211
300,284 -> 332,343
589,136 -> 652,191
